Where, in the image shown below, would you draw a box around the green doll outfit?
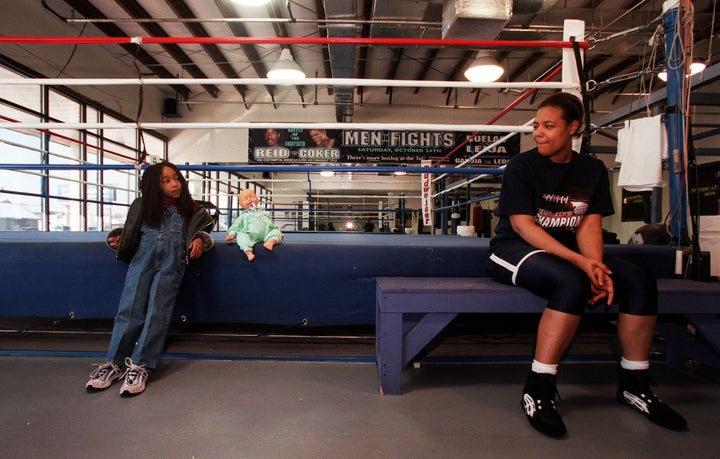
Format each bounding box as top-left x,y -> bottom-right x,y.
227,206 -> 282,252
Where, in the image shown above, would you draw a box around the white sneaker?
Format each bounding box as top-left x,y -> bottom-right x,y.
120,357 -> 148,397
86,362 -> 124,392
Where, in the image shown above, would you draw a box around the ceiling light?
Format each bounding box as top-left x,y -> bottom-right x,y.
657,61 -> 706,82
267,48 -> 306,80
230,0 -> 271,6
464,52 -> 504,83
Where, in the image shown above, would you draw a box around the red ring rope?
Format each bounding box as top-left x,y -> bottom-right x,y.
0,36 -> 588,49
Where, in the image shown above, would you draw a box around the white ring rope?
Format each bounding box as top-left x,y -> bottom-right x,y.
431,119 -> 535,196
1,121 -> 535,132
0,77 -> 578,91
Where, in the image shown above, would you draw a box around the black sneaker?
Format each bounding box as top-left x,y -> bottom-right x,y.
617,367 -> 687,431
522,372 -> 567,438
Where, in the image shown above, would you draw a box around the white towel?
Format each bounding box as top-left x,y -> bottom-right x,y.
616,114 -> 667,192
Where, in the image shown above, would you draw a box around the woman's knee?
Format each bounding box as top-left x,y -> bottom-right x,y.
517,254 -> 590,314
546,271 -> 591,314
609,257 -> 658,315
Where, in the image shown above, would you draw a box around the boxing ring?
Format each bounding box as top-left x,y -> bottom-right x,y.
0,230 -> 679,326
0,9 -> 704,329
0,11 -> 696,242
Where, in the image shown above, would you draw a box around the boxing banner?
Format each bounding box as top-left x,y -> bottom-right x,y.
249,128 -> 519,166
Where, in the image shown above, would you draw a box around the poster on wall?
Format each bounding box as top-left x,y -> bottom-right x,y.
248,128 -> 519,166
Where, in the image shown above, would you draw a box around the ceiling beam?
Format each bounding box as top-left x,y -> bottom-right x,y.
60,0 -> 191,100
164,0 -> 247,100
212,0 -> 276,103
413,48 -> 440,95
114,0 -> 219,98
593,61 -> 720,128
267,0 -> 305,103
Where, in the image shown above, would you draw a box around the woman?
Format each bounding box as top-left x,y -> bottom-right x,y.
486,92 -> 686,437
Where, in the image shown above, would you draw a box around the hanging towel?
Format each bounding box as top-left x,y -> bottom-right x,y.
616,114 -> 667,192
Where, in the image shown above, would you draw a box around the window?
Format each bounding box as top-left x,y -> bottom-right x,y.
0,66 -> 168,231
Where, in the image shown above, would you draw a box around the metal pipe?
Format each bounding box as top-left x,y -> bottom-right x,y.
663,1 -> 689,245
64,17 -> 441,27
0,36 -> 588,49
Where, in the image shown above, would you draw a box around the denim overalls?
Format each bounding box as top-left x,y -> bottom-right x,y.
106,205 -> 187,369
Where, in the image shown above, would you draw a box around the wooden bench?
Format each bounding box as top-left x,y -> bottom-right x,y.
375,277 -> 720,395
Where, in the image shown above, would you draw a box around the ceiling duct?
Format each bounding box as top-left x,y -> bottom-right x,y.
512,0 -> 558,15
321,0 -> 560,122
442,0 -> 558,39
323,0 -> 357,123
442,0 -> 512,39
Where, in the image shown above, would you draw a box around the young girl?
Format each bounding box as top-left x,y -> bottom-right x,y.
487,92 -> 686,437
85,161 -> 215,397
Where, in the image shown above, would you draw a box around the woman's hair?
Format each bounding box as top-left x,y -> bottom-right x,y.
538,92 -> 584,135
140,161 -> 196,228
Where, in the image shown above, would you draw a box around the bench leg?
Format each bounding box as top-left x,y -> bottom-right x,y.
376,311 -> 458,395
402,313 -> 457,366
376,311 -> 402,395
656,315 -> 720,368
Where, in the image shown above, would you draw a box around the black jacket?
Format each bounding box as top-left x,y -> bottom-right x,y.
107,197 -> 215,263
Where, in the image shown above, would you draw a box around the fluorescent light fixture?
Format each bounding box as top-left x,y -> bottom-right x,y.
464,52 -> 504,83
657,61 -> 706,82
230,0 -> 271,6
267,48 -> 306,80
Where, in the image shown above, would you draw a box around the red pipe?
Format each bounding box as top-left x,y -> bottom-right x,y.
431,65 -> 563,167
0,36 -> 588,49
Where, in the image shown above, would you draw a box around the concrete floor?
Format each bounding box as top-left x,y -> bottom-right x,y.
1,349 -> 719,458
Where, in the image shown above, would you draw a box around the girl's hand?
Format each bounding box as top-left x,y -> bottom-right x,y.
188,237 -> 204,259
225,234 -> 236,241
107,233 -> 122,249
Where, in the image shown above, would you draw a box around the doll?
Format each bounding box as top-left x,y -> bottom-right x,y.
225,189 -> 282,261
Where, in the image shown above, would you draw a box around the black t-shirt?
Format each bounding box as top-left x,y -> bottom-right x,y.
491,148 -> 614,250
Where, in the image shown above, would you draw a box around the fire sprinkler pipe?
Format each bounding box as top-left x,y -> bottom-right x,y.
0,36 -> 589,49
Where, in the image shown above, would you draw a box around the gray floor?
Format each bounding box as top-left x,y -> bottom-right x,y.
1,322 -> 719,459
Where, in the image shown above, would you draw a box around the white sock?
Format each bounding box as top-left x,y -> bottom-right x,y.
620,357 -> 649,371
532,360 -> 558,375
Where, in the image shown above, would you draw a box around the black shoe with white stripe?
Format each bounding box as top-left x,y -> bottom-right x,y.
617,367 -> 687,431
522,372 -> 567,438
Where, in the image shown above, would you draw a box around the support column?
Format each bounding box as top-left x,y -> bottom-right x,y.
663,0 -> 690,245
